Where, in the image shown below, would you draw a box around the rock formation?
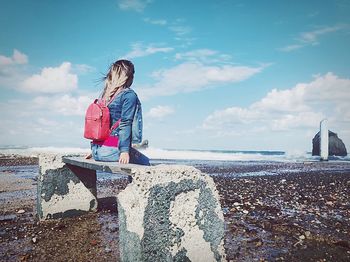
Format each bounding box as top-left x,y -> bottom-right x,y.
312,131 -> 347,157
132,139 -> 149,149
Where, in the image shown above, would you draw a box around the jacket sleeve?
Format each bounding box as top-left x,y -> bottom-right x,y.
118,91 -> 137,153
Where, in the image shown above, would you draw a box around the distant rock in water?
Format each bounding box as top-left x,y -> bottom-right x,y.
132,139 -> 149,150
312,131 -> 347,156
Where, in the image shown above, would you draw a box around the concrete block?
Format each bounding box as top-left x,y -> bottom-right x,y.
118,165 -> 226,262
37,154 -> 98,220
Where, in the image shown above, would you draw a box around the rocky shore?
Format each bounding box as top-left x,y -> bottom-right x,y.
0,153 -> 38,166
0,155 -> 349,261
211,162 -> 350,261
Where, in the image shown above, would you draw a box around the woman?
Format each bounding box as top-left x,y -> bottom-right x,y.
90,60 -> 150,165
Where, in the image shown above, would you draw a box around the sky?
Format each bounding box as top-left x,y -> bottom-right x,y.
0,0 -> 350,152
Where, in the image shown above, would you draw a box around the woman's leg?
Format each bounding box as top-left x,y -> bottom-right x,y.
129,147 -> 150,166
91,144 -> 149,165
91,144 -> 120,162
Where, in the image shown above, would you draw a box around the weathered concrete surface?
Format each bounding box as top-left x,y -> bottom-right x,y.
37,154 -> 98,220
62,156 -> 139,174
118,165 -> 226,262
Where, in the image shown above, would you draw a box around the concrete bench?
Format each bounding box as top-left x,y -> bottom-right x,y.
37,154 -> 137,220
37,154 -> 226,261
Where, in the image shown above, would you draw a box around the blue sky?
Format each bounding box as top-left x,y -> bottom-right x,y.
0,0 -> 349,152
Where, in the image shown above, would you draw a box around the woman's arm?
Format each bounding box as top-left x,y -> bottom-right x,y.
118,90 -> 137,163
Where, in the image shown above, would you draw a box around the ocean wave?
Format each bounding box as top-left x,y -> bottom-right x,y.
142,148 -> 350,162
141,147 -> 288,161
1,146 -> 348,162
0,146 -> 90,156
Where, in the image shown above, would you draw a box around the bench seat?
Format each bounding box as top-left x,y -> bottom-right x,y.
37,154 -> 226,261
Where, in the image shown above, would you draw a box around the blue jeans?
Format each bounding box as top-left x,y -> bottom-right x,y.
91,143 -> 150,166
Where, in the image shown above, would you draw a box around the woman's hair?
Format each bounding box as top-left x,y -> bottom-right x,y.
101,59 -> 135,101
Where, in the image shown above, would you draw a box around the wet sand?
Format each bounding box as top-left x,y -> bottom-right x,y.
0,155 -> 349,261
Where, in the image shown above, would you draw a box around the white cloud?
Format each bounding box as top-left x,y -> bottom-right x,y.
175,49 -> 217,59
138,62 -> 264,99
169,25 -> 192,36
144,18 -> 167,25
0,50 -> 28,89
175,49 -> 232,63
279,24 -> 347,52
0,53 -> 96,147
299,25 -> 344,44
1,92 -> 95,117
203,72 -> 350,135
146,105 -> 174,119
32,94 -> 93,116
202,107 -> 261,130
251,85 -> 308,113
0,114 -> 86,147
0,52 -> 93,92
117,0 -> 152,12
278,44 -> 304,52
73,64 -> 95,74
0,49 -> 28,66
159,18 -> 194,46
123,43 -> 174,59
20,62 -> 78,93
0,93 -> 95,146
270,112 -> 324,131
37,117 -> 59,127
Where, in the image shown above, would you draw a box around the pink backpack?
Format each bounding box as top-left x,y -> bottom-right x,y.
84,99 -> 119,141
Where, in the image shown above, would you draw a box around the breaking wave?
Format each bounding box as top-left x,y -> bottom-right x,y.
1,146 -> 349,162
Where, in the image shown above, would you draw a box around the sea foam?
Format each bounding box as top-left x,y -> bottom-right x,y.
1,146 -> 349,162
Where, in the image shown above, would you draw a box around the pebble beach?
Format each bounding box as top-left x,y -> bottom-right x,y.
0,154 -> 349,261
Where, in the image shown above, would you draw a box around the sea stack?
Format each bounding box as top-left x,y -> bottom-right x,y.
312,120 -> 348,158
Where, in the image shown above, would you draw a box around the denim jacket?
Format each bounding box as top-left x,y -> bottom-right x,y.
108,88 -> 143,152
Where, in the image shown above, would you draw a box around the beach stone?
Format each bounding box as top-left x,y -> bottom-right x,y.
312,130 -> 347,157
0,214 -> 17,222
0,230 -> 6,237
305,231 -> 311,238
117,164 -> 226,262
37,154 -> 98,220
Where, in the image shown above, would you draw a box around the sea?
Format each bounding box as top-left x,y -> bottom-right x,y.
0,145 -> 349,162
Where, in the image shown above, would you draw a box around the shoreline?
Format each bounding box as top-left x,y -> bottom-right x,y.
0,154 -> 38,167
0,155 -> 349,261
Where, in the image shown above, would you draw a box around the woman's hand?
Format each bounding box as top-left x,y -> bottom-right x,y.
85,153 -> 92,159
119,152 -> 130,164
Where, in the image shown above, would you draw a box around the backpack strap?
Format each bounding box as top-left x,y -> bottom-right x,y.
110,119 -> 121,133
